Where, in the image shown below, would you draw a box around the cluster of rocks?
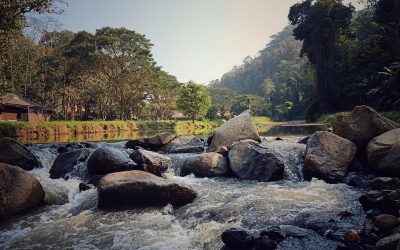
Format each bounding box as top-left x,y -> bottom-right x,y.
169,111 -> 285,182
300,106 -> 400,249
218,105 -> 400,249
0,138 -> 45,219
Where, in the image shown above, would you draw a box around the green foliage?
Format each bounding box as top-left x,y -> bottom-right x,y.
205,105 -> 219,120
215,26 -> 315,121
177,81 -> 211,121
288,0 -> 354,113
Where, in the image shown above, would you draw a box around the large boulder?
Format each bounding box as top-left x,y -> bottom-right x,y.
178,152 -> 230,177
367,128 -> 400,176
228,139 -> 284,182
49,148 -> 92,179
304,131 -> 357,183
0,137 -> 41,170
333,105 -> 400,149
159,135 -> 205,153
144,132 -> 177,150
209,110 -> 260,152
87,147 -> 137,175
129,149 -> 171,176
0,163 -> 45,218
97,170 -> 197,209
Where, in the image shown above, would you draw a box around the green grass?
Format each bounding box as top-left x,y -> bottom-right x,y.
252,116 -> 272,126
381,111 -> 400,123
317,111 -> 400,124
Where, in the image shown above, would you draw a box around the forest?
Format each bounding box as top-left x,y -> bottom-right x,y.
214,0 -> 400,120
1,0 -> 399,122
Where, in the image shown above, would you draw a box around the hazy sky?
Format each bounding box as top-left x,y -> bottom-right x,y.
52,0 -> 362,84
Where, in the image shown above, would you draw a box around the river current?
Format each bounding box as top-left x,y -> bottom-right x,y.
0,137 -> 365,249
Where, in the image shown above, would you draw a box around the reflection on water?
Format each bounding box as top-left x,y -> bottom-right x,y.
259,125 -> 327,138
15,125 -> 327,144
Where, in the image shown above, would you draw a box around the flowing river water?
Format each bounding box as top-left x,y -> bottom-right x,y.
0,133 -> 366,249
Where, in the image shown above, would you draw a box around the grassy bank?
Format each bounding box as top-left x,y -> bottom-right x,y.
317,111 -> 400,124
0,120 -> 222,139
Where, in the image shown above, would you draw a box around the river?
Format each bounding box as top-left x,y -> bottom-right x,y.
0,126 -> 366,250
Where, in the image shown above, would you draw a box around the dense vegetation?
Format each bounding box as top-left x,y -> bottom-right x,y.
0,1 -> 213,121
1,0 -> 399,123
214,0 -> 400,121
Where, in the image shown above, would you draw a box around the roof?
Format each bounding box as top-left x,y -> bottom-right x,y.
0,93 -> 44,108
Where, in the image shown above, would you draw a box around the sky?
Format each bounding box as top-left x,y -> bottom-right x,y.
50,0 -> 363,84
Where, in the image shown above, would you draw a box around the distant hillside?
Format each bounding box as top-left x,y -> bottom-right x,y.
212,26 -> 315,120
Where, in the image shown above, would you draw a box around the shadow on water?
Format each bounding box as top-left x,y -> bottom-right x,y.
15,124 -> 327,144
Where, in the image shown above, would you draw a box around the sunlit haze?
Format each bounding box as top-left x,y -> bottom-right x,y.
52,0 -> 362,84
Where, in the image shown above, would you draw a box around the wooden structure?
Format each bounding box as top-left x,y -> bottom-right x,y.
0,93 -> 51,121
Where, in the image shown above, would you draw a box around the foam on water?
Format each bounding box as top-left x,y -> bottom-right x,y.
0,139 -> 365,249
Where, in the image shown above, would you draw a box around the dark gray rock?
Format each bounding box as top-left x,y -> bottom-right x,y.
228,139 -> 284,182
333,105 -> 400,149
367,128 -> 400,177
369,177 -> 400,190
0,137 -> 41,170
254,236 -> 277,250
178,152 -> 230,178
50,148 -> 92,179
304,131 -> 357,183
87,147 -> 138,175
144,132 -> 177,149
97,170 -> 197,209
221,228 -> 254,250
129,149 -> 171,176
209,110 -> 260,152
159,135 -> 204,153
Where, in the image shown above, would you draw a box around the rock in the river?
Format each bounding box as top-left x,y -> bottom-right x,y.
178,152 -> 230,177
97,170 -> 197,209
228,139 -> 284,182
129,149 -> 171,176
333,105 -> 400,149
49,148 -> 92,179
0,163 -> 45,218
374,214 -> 400,233
304,131 -> 357,183
144,132 -> 177,150
359,189 -> 400,215
298,136 -> 310,144
344,229 -> 361,243
254,236 -> 277,250
159,135 -> 204,153
0,137 -> 41,170
87,147 -> 137,175
369,177 -> 400,190
367,128 -> 400,176
375,233 -> 400,249
125,139 -> 146,149
221,228 -> 254,250
209,110 -> 260,152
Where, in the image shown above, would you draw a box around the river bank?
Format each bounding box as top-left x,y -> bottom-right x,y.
0,117 -> 275,144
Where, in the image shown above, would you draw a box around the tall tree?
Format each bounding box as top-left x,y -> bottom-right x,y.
177,81 -> 211,121
288,0 -> 354,113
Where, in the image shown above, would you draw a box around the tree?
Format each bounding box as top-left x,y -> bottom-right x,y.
0,0 -> 64,94
177,81 -> 211,121
208,86 -> 237,119
288,0 -> 354,113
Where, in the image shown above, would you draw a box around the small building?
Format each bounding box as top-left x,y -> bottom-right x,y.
0,93 -> 51,121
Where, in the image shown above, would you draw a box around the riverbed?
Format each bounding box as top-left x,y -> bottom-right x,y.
0,134 -> 365,250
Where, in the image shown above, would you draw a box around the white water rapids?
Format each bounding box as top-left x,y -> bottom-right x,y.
0,138 -> 365,249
